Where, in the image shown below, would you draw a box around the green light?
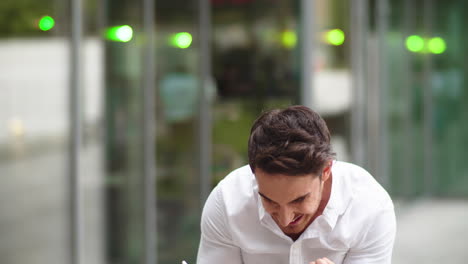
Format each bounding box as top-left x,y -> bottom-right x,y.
170,32 -> 192,49
428,37 -> 446,54
405,35 -> 424,52
39,16 -> 55,31
281,30 -> 297,49
105,25 -> 133,42
326,29 -> 345,46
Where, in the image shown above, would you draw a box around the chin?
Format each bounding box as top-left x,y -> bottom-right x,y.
283,223 -> 304,235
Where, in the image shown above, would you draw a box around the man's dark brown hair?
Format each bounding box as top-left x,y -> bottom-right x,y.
248,105 -> 335,176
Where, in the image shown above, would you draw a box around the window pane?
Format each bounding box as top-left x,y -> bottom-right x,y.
155,1 -> 201,263
211,0 -> 301,184
0,0 -> 70,263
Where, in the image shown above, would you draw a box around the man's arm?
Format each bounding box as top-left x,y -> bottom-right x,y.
197,185 -> 243,264
343,207 -> 396,264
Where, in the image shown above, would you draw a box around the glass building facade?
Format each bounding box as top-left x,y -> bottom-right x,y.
1,0 -> 467,264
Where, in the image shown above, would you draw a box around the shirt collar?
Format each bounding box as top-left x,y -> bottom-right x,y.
316,161 -> 354,228
252,182 -> 265,220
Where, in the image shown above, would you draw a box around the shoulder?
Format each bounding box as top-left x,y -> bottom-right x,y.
200,165 -> 258,243
333,162 -> 395,247
218,164 -> 255,189
202,165 -> 257,222
334,161 -> 393,210
214,165 -> 258,215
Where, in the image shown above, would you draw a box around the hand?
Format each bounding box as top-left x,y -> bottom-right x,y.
309,257 -> 334,264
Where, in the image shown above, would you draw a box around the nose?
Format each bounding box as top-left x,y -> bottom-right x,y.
277,206 -> 295,227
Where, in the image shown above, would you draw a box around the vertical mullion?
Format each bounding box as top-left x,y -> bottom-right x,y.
402,0 -> 415,197
199,0 -> 213,204
423,0 -> 434,196
350,0 -> 369,167
142,0 -> 157,263
300,0 -> 314,108
69,0 -> 83,262
377,0 -> 390,188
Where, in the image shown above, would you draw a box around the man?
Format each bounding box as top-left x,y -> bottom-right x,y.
197,105 -> 396,264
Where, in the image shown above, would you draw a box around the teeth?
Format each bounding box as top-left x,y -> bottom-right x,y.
292,215 -> 301,223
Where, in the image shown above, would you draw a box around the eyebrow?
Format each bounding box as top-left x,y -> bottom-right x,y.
258,192 -> 310,204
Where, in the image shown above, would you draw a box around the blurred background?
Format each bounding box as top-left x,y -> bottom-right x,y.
1,0 -> 468,263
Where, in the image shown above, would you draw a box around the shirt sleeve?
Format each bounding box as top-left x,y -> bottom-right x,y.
343,205 -> 396,264
197,185 -> 243,264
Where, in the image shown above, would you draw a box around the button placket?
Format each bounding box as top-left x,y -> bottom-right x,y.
289,240 -> 303,264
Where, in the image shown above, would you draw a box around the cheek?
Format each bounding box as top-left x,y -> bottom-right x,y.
301,200 -> 320,214
293,204 -> 309,214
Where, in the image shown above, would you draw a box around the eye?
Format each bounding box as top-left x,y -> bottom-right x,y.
260,196 -> 279,208
262,197 -> 274,204
292,196 -> 306,204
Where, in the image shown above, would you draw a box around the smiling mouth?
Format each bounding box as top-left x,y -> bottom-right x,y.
288,215 -> 303,226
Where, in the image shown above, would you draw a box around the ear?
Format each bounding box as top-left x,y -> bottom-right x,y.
321,163 -> 332,182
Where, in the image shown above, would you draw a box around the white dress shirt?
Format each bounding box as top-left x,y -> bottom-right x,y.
197,161 -> 396,264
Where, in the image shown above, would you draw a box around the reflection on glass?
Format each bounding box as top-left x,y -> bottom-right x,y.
211,1 -> 300,183
378,0 -> 468,197
155,2 -> 201,264
313,0 -> 351,164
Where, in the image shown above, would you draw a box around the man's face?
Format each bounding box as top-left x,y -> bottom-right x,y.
255,168 -> 329,239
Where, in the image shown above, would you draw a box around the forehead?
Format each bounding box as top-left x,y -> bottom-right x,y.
255,169 -> 320,202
